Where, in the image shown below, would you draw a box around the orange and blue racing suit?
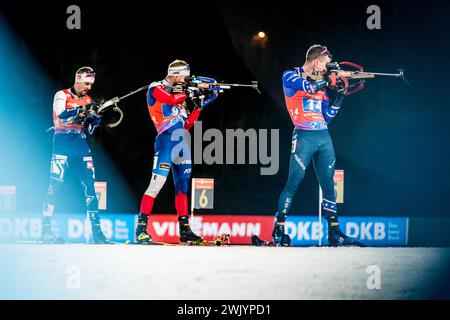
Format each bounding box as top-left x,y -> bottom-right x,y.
43,87 -> 102,223
276,68 -> 344,226
139,79 -> 217,217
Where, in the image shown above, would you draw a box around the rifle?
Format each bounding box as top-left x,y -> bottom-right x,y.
96,76 -> 260,117
67,76 -> 260,127
95,84 -> 149,128
76,84 -> 149,128
325,61 -> 409,95
186,76 -> 261,95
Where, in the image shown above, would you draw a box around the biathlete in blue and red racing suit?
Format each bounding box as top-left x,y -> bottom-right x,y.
40,66 -> 109,244
273,45 -> 363,247
135,59 -> 218,244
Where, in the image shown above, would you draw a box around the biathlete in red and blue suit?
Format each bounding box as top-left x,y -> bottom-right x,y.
273,45 -> 362,247
40,66 -> 109,244
135,59 -> 217,244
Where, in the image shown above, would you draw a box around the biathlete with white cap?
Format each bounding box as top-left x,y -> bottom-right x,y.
40,66 -> 109,244
135,59 -> 218,244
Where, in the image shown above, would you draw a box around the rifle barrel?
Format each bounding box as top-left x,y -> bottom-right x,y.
118,84 -> 149,100
97,84 -> 149,114
216,83 -> 257,88
215,82 -> 261,94
363,72 -> 404,77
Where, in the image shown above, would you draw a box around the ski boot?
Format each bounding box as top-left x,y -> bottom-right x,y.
327,225 -> 365,247
179,215 -> 203,244
252,235 -> 275,247
135,214 -> 153,244
38,219 -> 65,244
89,212 -> 112,244
272,222 -> 291,247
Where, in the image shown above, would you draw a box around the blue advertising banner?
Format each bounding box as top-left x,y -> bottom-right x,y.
285,216 -> 409,246
0,213 -> 408,246
0,213 -> 136,243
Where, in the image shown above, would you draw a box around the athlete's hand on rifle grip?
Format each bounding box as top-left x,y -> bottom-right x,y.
197,83 -> 211,90
185,88 -> 197,99
172,83 -> 186,94
77,109 -> 87,119
86,109 -> 100,118
333,93 -> 345,107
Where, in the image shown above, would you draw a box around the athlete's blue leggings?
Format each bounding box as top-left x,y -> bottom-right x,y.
276,129 -> 337,222
140,126 -> 192,216
42,133 -> 99,220
150,128 -> 191,196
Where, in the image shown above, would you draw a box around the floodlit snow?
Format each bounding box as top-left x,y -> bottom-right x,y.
1,244 -> 449,299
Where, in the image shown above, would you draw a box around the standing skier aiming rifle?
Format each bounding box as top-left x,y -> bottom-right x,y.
135,59 -> 218,244
272,45 -> 363,246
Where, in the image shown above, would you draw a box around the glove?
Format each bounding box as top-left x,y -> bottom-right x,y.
86,110 -> 102,135
85,109 -> 102,124
333,93 -> 344,107
90,99 -> 104,113
185,88 -> 198,99
77,102 -> 99,120
75,107 -> 88,123
172,82 -> 186,94
334,76 -> 350,94
87,122 -> 100,135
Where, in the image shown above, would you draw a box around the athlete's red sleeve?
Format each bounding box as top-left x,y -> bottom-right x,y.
152,85 -> 187,105
184,109 -> 202,130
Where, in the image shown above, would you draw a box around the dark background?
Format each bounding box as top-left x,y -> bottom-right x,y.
0,0 -> 449,217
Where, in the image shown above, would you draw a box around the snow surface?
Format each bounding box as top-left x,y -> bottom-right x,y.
1,244 -> 449,300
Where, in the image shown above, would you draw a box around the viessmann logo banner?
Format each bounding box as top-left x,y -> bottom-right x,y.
148,215 -> 274,244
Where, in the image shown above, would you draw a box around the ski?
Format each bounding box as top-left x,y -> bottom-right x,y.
251,235 -> 277,247
251,235 -> 291,247
125,234 -> 231,246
